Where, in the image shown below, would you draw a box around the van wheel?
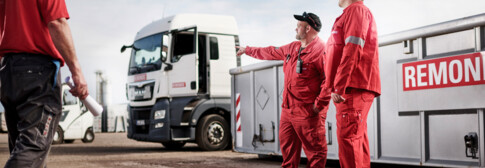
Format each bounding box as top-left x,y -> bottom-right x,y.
82,127 -> 94,143
161,141 -> 186,149
52,126 -> 64,144
196,114 -> 229,151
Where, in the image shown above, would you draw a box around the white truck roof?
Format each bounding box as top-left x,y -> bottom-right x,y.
134,13 -> 239,41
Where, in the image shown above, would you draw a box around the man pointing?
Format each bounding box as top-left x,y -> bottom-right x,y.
237,12 -> 330,168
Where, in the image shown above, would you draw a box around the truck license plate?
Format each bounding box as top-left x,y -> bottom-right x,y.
136,120 -> 145,126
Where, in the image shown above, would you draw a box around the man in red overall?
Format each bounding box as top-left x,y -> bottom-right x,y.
0,0 -> 88,167
325,0 -> 381,167
237,12 -> 330,168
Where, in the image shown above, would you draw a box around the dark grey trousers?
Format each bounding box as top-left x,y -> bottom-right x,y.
0,53 -> 62,168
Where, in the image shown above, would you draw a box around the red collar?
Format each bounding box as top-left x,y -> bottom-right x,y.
299,36 -> 320,54
343,1 -> 364,12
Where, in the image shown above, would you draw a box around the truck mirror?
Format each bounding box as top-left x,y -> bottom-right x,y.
121,44 -> 138,53
121,45 -> 128,53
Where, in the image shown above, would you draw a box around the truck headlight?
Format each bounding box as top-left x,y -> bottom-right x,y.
155,122 -> 164,128
154,110 -> 166,120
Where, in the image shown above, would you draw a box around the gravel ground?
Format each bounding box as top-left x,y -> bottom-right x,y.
0,132 -> 421,168
0,132 -> 316,168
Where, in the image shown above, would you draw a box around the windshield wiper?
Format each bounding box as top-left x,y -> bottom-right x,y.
145,63 -> 159,70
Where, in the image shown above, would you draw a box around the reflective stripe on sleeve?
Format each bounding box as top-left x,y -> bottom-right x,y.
345,36 -> 365,48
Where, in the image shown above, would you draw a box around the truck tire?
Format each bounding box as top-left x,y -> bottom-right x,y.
52,126 -> 64,144
82,127 -> 95,143
161,141 -> 186,150
196,114 -> 229,151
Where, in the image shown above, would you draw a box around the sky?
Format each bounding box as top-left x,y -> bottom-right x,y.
61,0 -> 485,104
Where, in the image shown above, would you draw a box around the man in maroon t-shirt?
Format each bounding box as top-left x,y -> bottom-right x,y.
0,0 -> 88,167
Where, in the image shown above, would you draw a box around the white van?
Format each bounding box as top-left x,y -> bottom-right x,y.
52,84 -> 95,144
0,103 -> 6,132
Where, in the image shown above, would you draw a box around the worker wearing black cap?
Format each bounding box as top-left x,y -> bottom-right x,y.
237,12 -> 330,168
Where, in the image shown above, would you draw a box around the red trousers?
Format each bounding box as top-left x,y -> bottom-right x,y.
279,104 -> 327,168
335,88 -> 375,168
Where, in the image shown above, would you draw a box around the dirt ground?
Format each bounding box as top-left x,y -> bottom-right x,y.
0,132 -> 421,168
0,132 -> 314,168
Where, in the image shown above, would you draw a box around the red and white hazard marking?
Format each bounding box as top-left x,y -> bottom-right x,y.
235,93 -> 242,147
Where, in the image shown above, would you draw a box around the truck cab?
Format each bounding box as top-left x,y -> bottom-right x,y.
123,14 -> 238,150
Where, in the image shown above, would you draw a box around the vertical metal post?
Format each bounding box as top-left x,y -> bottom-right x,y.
417,36 -> 427,164
273,66 -> 279,153
250,71 -> 256,143
475,27 -> 482,52
417,38 -> 425,60
373,101 -> 379,160
420,111 -> 427,165
479,109 -> 485,167
230,75 -> 236,148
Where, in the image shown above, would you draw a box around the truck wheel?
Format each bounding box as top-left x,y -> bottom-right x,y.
52,126 -> 64,144
196,114 -> 229,151
161,141 -> 186,150
82,127 -> 95,143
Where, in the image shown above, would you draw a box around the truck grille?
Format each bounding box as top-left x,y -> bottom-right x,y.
132,107 -> 151,134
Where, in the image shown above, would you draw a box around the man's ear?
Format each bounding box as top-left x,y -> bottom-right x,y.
306,25 -> 311,33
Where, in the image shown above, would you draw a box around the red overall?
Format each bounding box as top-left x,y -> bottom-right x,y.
245,36 -> 330,168
325,1 -> 381,168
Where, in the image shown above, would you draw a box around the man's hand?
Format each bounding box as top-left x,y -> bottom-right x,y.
313,104 -> 320,114
69,72 -> 89,99
331,93 -> 345,103
236,46 -> 246,56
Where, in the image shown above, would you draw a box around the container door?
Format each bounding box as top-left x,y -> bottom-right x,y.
252,67 -> 278,152
168,26 -> 199,97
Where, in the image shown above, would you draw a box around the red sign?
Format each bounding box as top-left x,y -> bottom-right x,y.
172,82 -> 186,88
402,52 -> 485,91
134,74 -> 147,82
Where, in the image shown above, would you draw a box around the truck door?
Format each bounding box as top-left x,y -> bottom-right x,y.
168,26 -> 198,97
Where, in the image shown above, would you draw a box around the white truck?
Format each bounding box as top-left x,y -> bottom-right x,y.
121,14 -> 238,150
231,14 -> 485,167
52,84 -> 95,144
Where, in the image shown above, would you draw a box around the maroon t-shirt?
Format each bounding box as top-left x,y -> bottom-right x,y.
0,0 -> 70,66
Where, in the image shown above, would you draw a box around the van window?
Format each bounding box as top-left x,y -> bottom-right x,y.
210,37 -> 219,60
63,89 -> 77,106
172,33 -> 195,63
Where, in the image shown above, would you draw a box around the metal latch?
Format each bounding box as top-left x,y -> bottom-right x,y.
464,132 -> 478,159
327,122 -> 332,145
252,121 -> 275,148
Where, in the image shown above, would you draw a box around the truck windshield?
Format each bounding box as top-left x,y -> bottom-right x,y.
128,33 -> 164,75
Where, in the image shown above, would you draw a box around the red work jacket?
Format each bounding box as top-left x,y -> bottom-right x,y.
245,36 -> 330,110
0,0 -> 69,65
325,1 -> 381,96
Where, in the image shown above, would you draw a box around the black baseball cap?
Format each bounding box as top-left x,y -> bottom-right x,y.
294,12 -> 322,32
